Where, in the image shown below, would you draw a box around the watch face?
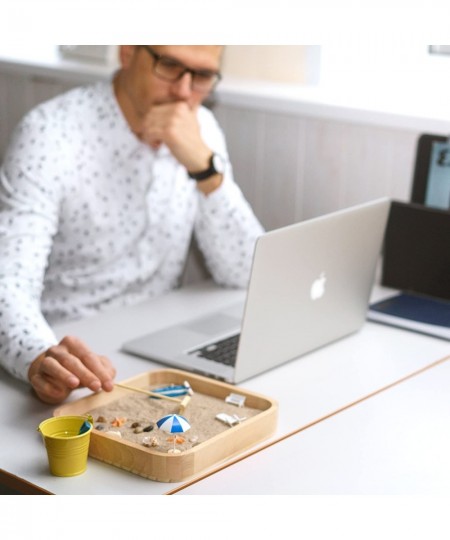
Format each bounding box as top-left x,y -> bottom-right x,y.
212,153 -> 225,174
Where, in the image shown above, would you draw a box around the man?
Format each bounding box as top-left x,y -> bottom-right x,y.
0,46 -> 263,404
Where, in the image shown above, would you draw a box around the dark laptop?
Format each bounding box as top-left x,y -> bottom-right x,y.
368,201 -> 450,339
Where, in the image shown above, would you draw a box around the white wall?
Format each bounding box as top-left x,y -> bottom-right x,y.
222,46 -> 320,85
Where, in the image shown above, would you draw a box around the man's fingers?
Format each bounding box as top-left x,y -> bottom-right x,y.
28,336 -> 116,404
141,102 -> 199,160
29,370 -> 72,405
56,336 -> 115,391
44,343 -> 100,391
98,355 -> 116,391
37,351 -> 81,388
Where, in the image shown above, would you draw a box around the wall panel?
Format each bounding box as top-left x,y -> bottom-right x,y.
216,101 -> 421,230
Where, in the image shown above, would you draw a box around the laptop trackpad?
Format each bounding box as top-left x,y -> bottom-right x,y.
185,313 -> 241,336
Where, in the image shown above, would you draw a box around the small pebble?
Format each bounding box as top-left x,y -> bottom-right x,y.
143,424 -> 154,432
189,435 -> 199,443
134,427 -> 144,434
96,416 -> 107,423
95,424 -> 105,431
131,422 -> 141,428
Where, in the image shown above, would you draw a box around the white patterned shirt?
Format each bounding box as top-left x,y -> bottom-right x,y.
0,81 -> 263,382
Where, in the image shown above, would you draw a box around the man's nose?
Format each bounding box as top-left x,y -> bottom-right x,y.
170,71 -> 193,99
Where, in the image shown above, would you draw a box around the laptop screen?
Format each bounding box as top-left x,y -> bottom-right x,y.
381,201 -> 450,301
411,134 -> 450,211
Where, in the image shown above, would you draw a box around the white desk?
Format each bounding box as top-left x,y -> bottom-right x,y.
1,281 -> 448,494
173,354 -> 450,495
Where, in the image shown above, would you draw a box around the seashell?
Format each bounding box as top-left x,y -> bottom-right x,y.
105,430 -> 122,438
142,436 -> 159,448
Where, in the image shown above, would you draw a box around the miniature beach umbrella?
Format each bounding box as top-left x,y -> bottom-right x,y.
156,414 -> 191,453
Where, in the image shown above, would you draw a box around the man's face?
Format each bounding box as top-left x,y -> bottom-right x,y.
118,45 -> 223,120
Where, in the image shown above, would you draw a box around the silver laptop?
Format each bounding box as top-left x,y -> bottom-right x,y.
122,198 -> 391,383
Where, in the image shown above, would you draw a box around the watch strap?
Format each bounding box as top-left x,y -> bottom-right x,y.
188,153 -> 219,181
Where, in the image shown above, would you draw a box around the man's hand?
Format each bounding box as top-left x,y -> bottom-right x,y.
141,101 -> 211,172
28,336 -> 116,405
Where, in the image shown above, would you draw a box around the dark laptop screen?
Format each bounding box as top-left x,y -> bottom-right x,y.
381,201 -> 450,301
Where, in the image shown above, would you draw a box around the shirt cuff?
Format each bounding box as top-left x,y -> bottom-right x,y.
197,169 -> 238,214
11,338 -> 56,384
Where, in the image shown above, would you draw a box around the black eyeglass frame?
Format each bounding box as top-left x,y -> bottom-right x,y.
141,45 -> 222,92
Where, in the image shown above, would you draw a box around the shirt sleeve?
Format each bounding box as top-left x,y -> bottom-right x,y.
0,113 -> 60,382
193,108 -> 264,289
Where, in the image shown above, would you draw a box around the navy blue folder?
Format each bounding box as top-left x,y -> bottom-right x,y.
368,293 -> 450,340
370,293 -> 450,327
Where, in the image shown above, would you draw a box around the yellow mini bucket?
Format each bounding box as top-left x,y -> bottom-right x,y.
38,415 -> 93,477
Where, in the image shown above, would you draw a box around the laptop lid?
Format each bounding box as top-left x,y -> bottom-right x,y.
233,197 -> 391,382
381,200 -> 450,301
122,198 -> 391,383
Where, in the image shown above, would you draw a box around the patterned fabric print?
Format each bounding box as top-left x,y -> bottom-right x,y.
0,81 -> 263,381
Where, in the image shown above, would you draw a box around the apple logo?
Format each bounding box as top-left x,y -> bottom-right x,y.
310,272 -> 326,300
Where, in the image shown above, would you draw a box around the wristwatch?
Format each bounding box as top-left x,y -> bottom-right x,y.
188,152 -> 225,181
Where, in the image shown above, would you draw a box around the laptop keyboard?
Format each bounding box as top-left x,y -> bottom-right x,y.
188,334 -> 240,366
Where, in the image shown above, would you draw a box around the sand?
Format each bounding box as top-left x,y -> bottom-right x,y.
88,386 -> 261,453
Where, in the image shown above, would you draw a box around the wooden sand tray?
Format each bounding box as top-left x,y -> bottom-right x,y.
54,369 -> 278,482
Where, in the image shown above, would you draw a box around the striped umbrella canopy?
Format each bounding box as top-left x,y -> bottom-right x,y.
156,414 -> 191,434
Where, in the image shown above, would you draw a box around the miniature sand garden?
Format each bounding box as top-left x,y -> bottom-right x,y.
88,383 -> 262,454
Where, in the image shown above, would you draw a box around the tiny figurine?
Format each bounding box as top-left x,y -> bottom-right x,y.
156,414 -> 191,454
225,393 -> 246,407
215,413 -> 247,427
111,417 -> 127,427
114,381 -> 192,413
151,381 -> 194,398
167,435 -> 185,444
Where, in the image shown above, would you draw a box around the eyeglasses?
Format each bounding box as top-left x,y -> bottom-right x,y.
141,46 -> 222,93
